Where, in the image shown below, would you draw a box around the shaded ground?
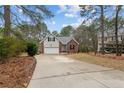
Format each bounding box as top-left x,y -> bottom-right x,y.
68,53 -> 124,71
0,57 -> 36,88
28,54 -> 124,88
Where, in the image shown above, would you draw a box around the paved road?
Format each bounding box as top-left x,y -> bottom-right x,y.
28,54 -> 124,88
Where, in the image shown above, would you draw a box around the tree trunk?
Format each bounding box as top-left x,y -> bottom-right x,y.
100,6 -> 105,55
4,5 -> 11,36
115,7 -> 120,56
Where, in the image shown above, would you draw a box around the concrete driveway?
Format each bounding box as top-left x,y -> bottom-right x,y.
28,54 -> 124,88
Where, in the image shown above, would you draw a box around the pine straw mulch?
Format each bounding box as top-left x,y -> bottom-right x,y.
0,56 -> 36,88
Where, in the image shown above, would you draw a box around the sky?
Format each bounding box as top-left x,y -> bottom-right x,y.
0,5 -> 86,31
44,5 -> 124,32
44,5 -> 84,32
1,5 -> 124,32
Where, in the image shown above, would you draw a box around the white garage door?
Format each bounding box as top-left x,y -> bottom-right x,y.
44,47 -> 59,54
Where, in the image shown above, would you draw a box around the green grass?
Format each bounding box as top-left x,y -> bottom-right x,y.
68,53 -> 124,71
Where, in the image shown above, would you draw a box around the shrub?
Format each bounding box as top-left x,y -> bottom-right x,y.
0,40 -> 8,60
26,41 -> 38,56
0,37 -> 26,61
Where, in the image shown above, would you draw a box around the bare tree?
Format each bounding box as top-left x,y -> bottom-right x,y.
79,5 -> 111,54
100,5 -> 105,55
115,5 -> 122,56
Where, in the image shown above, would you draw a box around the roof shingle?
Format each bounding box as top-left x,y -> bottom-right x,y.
57,37 -> 73,44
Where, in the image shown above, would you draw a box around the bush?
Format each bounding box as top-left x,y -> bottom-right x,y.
26,41 -> 38,56
0,40 -> 8,60
0,37 -> 26,60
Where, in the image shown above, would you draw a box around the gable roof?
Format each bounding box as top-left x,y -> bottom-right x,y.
57,37 -> 79,45
40,33 -> 59,42
40,32 -> 79,45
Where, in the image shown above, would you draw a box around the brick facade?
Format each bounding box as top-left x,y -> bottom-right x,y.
67,40 -> 78,53
40,39 -> 78,54
59,40 -> 78,53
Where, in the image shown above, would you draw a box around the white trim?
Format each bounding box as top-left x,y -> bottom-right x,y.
39,33 -> 60,43
72,38 -> 79,45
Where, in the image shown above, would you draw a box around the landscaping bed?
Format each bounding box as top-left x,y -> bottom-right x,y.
0,56 -> 36,88
68,53 -> 124,71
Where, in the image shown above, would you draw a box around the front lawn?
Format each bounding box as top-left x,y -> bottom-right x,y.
68,53 -> 124,71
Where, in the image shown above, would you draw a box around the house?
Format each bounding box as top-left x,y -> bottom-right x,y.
39,33 -> 79,54
97,30 -> 124,53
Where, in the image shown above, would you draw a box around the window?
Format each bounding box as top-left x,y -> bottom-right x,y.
48,37 -> 50,41
70,45 -> 75,50
52,37 -> 55,41
48,37 -> 55,42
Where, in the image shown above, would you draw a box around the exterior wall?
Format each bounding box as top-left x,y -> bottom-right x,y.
67,40 -> 78,53
44,36 -> 59,48
97,43 -> 101,52
97,35 -> 124,52
59,42 -> 67,53
43,35 -> 59,54
40,35 -> 79,54
98,35 -> 124,44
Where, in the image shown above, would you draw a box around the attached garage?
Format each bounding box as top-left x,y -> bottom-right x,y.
39,33 -> 79,54
44,47 -> 59,54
